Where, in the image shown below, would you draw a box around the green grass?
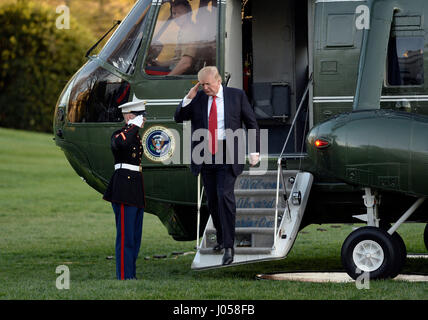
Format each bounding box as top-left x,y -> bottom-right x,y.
0,127 -> 427,300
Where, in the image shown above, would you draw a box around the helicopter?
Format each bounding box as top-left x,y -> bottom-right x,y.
54,0 -> 428,279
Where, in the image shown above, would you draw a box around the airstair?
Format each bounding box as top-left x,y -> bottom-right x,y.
191,168 -> 313,269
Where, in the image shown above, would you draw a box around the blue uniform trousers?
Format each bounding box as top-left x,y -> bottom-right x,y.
112,203 -> 144,280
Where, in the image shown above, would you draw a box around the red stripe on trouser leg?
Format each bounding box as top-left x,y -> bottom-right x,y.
121,204 -> 125,280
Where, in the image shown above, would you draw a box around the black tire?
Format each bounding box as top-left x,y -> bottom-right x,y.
389,232 -> 406,278
378,222 -> 406,278
341,227 -> 397,280
424,224 -> 428,252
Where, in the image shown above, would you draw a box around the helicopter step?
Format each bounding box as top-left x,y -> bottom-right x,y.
191,170 -> 313,270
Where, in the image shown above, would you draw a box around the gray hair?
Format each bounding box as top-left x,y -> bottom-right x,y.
198,66 -> 222,82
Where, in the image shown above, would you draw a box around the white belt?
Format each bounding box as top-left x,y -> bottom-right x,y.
114,163 -> 142,172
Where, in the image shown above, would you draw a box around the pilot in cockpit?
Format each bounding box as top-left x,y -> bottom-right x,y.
148,0 -> 198,75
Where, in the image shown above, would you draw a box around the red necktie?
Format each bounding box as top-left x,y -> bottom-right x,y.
208,96 -> 218,154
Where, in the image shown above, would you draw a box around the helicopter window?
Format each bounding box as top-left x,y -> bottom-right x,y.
387,36 -> 424,86
99,0 -> 152,74
68,61 -> 129,123
326,14 -> 355,47
143,0 -> 217,76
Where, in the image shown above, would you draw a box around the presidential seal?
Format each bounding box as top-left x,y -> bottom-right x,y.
143,126 -> 175,162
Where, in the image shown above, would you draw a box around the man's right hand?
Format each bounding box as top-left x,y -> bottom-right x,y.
186,82 -> 200,99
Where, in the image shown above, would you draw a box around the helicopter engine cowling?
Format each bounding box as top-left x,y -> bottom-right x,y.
306,109 -> 428,197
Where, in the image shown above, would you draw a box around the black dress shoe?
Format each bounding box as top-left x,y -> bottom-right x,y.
222,248 -> 234,265
213,244 -> 223,253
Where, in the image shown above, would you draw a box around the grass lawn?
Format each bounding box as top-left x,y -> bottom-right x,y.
0,127 -> 427,300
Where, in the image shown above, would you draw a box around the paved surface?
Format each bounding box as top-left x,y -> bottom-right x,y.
256,254 -> 428,282
256,272 -> 428,282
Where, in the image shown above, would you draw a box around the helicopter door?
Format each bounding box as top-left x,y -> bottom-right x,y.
224,0 -> 243,89
240,0 -> 310,154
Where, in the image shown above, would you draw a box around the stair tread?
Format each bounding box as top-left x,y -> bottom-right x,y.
235,189 -> 284,194
199,247 -> 272,255
205,227 -> 274,234
236,208 -> 285,213
240,170 -> 299,176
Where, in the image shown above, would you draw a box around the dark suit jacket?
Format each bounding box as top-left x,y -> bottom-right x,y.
174,86 -> 260,176
103,124 -> 145,208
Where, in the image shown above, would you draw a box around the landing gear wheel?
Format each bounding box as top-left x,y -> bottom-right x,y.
378,222 -> 407,278
341,227 -> 397,280
424,224 -> 428,252
389,232 -> 406,278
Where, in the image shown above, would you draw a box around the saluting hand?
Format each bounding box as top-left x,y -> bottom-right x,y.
186,82 -> 200,100
128,115 -> 145,128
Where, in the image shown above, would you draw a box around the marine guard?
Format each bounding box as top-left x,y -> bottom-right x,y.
103,101 -> 146,280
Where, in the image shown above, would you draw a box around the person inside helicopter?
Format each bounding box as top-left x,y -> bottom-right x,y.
145,0 -> 216,76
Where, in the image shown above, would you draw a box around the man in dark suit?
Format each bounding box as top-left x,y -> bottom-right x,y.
175,66 -> 260,265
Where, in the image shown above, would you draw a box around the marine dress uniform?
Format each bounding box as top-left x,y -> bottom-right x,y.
103,101 -> 146,280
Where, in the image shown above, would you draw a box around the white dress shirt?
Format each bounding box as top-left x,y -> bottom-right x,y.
182,85 -> 259,159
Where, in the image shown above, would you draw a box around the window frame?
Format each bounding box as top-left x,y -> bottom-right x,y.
385,35 -> 425,88
141,0 -> 219,80
66,60 -> 131,124
97,0 -> 155,77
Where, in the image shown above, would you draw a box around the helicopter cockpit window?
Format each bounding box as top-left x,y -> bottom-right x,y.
68,61 -> 129,123
387,36 -> 424,86
144,0 -> 217,76
99,0 -> 152,74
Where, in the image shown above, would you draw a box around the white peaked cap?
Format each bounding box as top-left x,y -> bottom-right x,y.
119,100 -> 146,113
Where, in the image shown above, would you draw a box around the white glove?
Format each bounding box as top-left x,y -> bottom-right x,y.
128,115 -> 144,128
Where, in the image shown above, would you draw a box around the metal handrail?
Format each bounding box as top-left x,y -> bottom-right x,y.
273,162 -> 283,249
279,73 -> 313,160
273,74 -> 313,249
196,174 -> 204,249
